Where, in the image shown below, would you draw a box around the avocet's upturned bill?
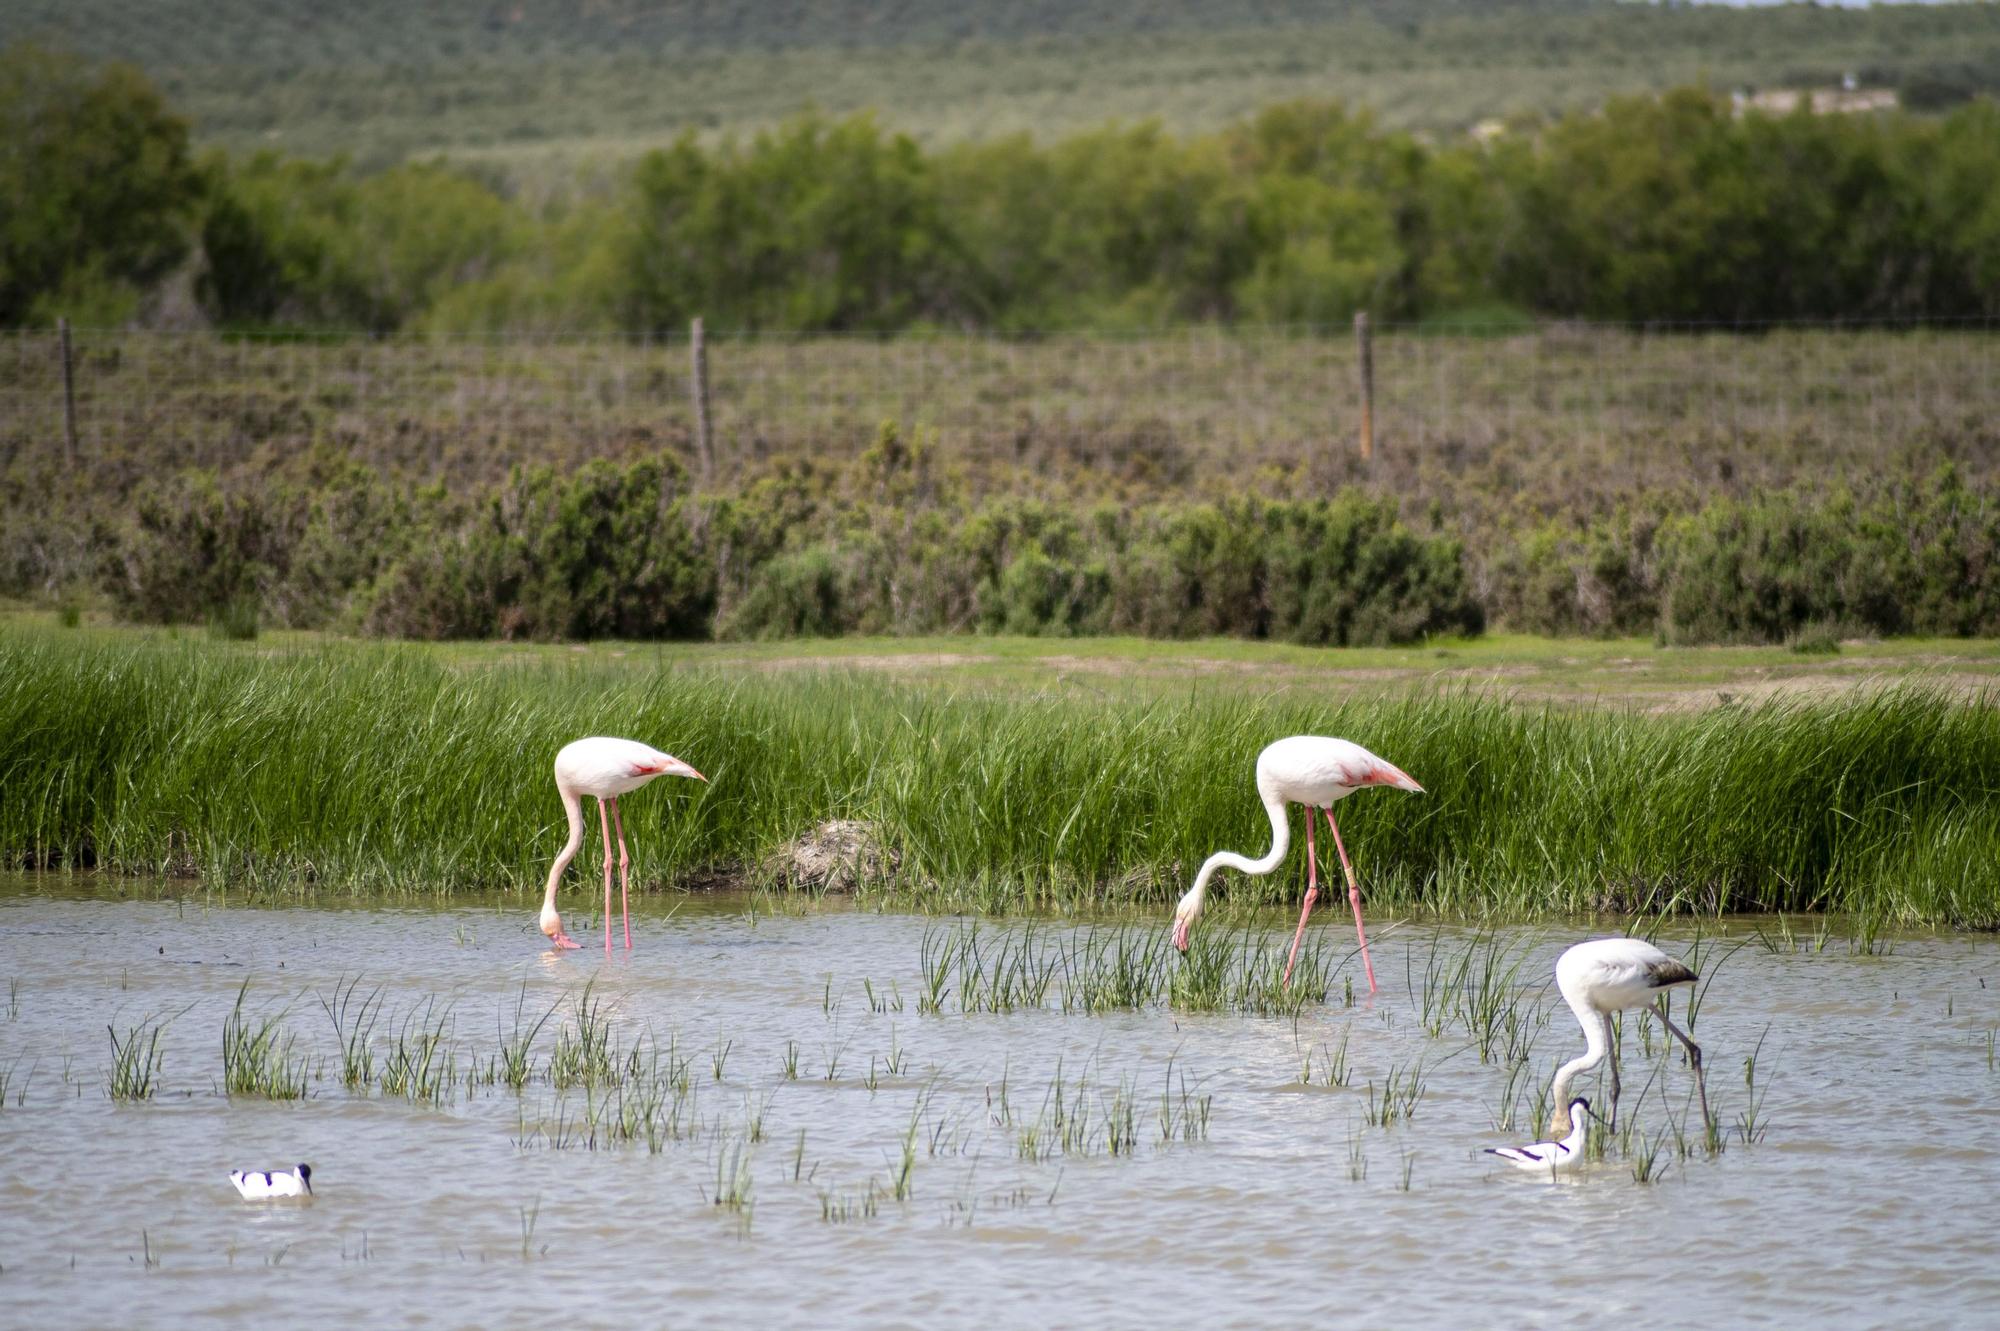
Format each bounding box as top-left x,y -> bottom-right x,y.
1548,936 -> 1710,1137
539,736 -> 706,955
230,1164 -> 312,1199
1486,1097 -> 1592,1174
1169,735 -> 1423,993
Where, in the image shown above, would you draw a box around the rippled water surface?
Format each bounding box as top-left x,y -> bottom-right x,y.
2,877 -> 1997,1330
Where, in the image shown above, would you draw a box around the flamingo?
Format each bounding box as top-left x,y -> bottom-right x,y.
1486,1096 -> 1594,1174
1170,735 -> 1424,993
1545,936 -> 1710,1138
538,736 -> 705,954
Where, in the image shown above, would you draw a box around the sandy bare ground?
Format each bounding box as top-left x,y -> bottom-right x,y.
691,647 -> 2000,711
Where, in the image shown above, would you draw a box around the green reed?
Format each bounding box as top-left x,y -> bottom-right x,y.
549,982 -> 616,1090
1157,1058 -> 1214,1144
1362,1059 -> 1428,1128
319,976 -> 384,1090
1412,928 -> 1545,1065
1629,1129 -> 1671,1184
1344,1127 -> 1368,1183
709,1136 -> 754,1216
8,630 -> 2000,925
106,1013 -> 171,1101
381,997 -> 456,1105
221,981 -> 309,1099
498,984 -> 559,1092
919,918 -> 1343,1016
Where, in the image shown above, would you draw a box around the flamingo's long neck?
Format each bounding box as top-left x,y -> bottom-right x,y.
541,782 -> 586,916
1187,784 -> 1291,916
1548,995 -> 1611,1136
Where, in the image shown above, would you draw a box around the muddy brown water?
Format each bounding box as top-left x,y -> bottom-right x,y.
2,877 -> 1997,1329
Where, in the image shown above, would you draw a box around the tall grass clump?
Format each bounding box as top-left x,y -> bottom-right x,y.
4,629 -> 2000,924
319,976 -> 384,1090
107,1013 -> 171,1101
221,981 -> 309,1099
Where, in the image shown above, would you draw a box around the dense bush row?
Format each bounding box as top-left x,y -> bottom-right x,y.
7,42 -> 1999,331
28,441 -> 1988,646
94,441 -> 1481,646
1482,466 -> 2000,643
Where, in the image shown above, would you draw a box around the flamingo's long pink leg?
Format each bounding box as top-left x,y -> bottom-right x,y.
599,797 -> 615,957
1282,807 -> 1318,988
1323,808 -> 1377,994
611,796 -> 632,951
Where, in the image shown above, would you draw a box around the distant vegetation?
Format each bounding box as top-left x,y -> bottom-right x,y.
4,1 -> 1998,163
5,11 -> 1998,651
4,43 -> 1998,332
8,406 -> 1998,647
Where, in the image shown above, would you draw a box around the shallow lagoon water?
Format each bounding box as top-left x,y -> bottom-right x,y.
2,878 -> 1998,1330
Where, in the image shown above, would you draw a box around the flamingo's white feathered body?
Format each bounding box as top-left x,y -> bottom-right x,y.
1558,937 -> 1697,1016
1547,937 -> 1701,1136
230,1164 -> 312,1199
1252,735 -> 1418,810
554,737 -> 691,799
1487,1098 -> 1590,1174
1170,735 -> 1423,990
539,736 -> 705,952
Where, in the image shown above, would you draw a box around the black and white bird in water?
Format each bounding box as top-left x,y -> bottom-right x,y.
1486,1096 -> 1594,1174
229,1164 -> 312,1199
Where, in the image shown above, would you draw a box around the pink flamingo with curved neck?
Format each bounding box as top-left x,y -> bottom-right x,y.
538,736 -> 705,953
1171,735 -> 1423,993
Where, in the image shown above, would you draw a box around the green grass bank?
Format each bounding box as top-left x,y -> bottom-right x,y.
6,629 -> 1998,926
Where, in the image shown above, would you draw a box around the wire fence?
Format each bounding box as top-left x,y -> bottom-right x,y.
4,320 -> 1997,489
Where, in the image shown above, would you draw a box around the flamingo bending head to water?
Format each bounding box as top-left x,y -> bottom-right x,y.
539,736 -> 705,954
1170,735 -> 1423,993
1547,936 -> 1709,1137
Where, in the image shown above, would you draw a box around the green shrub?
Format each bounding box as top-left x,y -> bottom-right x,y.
71,444 -> 2000,649
720,547 -> 849,639
1656,469 -> 2000,644
206,591 -> 259,640
107,472 -> 288,626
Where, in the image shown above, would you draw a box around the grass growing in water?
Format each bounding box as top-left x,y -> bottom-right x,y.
221,981 -> 309,1099
7,630 -> 2000,925
381,998 -> 456,1105
918,920 -> 1340,1016
106,1013 -> 171,1101
319,976 -> 384,1090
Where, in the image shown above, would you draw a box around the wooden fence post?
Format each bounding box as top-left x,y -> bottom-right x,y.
58,317 -> 78,467
690,316 -> 714,484
1354,310 -> 1374,463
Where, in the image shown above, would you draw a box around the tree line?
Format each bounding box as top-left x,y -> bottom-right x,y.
5,42 -> 1998,333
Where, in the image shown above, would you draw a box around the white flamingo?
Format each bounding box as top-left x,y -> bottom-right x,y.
1546,936 -> 1709,1137
1170,735 -> 1423,992
539,737 -> 705,953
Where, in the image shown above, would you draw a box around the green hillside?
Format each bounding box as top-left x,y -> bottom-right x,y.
5,1 -> 1997,169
